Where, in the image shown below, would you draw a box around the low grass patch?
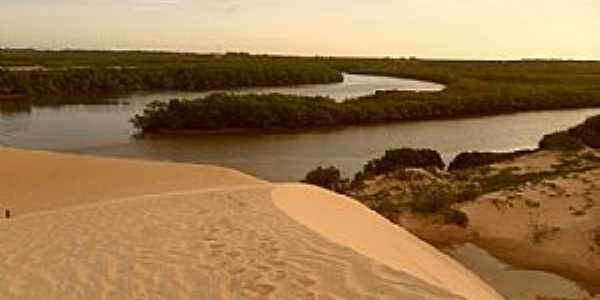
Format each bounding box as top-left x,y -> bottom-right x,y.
532,224 -> 561,244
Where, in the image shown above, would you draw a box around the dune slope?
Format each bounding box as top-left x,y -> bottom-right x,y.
0,146 -> 264,215
0,148 -> 503,299
273,184 -> 505,300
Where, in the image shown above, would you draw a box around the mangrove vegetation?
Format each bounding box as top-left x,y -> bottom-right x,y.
131,56 -> 600,133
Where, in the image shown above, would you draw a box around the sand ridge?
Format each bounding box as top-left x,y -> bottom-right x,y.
0,146 -> 265,215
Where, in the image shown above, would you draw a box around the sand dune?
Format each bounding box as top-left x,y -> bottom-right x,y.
0,147 -> 503,299
0,146 -> 264,215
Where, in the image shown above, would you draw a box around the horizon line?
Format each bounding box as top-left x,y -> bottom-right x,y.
2,47 -> 600,63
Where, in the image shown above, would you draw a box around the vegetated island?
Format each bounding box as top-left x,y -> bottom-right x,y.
303,114 -> 600,293
131,57 -> 600,133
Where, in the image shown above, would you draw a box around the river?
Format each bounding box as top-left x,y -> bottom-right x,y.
1,73 -> 599,182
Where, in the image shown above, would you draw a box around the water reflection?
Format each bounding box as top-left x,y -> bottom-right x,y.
444,244 -> 594,300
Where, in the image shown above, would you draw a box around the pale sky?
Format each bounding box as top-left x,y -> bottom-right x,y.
1,0 -> 599,59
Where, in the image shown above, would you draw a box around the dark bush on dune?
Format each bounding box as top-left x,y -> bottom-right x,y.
448,150 -> 535,171
362,148 -> 445,177
409,183 -> 470,227
303,166 -> 343,191
539,131 -> 586,152
441,209 -> 469,227
410,183 -> 456,214
569,115 -> 600,149
536,115 -> 600,151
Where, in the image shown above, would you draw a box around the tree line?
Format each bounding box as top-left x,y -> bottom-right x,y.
0,50 -> 343,98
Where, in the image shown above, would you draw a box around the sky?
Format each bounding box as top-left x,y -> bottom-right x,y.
1,0 -> 599,59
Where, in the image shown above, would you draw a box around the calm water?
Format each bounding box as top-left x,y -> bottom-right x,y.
444,244 -> 596,300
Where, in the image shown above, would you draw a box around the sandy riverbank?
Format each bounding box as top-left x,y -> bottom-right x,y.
460,151 -> 600,292
396,150 -> 600,294
0,147 -> 503,299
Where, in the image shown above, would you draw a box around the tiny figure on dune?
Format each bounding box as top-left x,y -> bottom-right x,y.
5,209 -> 10,219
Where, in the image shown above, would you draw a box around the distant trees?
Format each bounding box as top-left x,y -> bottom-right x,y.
5,50 -> 600,127
131,61 -> 600,134
0,52 -> 343,98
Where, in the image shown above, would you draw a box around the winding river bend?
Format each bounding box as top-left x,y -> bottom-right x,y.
2,73 -> 599,182
1,73 -> 599,299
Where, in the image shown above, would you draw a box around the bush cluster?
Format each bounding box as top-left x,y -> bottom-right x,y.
352,149 -> 444,182
302,166 -> 343,191
410,183 -> 470,227
448,150 -> 534,171
365,148 -> 445,173
539,115 -> 600,151
569,115 -> 600,148
539,131 -> 585,151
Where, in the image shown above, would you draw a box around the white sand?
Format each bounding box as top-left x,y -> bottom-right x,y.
0,147 -> 503,299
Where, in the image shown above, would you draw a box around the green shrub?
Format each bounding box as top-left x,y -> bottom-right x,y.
410,183 -> 457,214
370,198 -> 405,222
532,224 -> 560,244
441,209 -> 469,227
449,150 -> 533,171
570,126 -> 600,149
409,184 -> 470,227
362,148 -> 445,177
454,183 -> 482,202
539,115 -> 600,150
476,168 -> 545,193
303,166 -> 342,191
525,199 -> 541,208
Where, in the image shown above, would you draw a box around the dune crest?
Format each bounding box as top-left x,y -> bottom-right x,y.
273,183 -> 505,300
